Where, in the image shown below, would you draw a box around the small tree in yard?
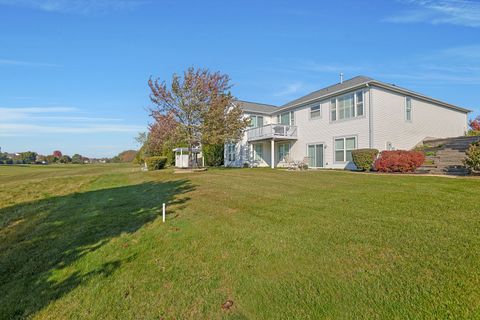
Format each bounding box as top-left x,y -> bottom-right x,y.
148,67 -> 248,167
468,115 -> 480,136
464,142 -> 480,173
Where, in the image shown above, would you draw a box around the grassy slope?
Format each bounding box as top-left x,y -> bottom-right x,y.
0,164 -> 479,319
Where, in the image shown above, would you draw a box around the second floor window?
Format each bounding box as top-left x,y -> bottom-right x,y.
330,90 -> 364,122
405,97 -> 412,121
310,104 -> 321,119
277,111 -> 295,125
249,115 -> 264,127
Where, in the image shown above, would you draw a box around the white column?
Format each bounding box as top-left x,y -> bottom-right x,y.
271,139 -> 275,169
249,143 -> 253,165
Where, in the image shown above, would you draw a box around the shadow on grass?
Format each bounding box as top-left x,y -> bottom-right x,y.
0,179 -> 193,319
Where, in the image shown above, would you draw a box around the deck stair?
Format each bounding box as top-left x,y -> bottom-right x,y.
416,136 -> 480,175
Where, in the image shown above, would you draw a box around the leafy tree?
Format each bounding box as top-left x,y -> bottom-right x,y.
135,132 -> 147,146
464,142 -> 480,173
117,150 -> 137,163
53,150 -> 62,158
0,152 -> 8,162
59,155 -> 71,163
19,151 -> 37,164
71,154 -> 83,164
46,155 -> 58,163
148,67 -> 248,166
468,115 -> 480,136
203,144 -> 224,166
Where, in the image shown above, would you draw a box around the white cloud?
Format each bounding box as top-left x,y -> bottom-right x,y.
0,107 -> 76,120
0,123 -> 145,135
0,58 -> 56,67
384,0 -> 480,27
0,0 -> 148,14
273,82 -> 306,97
0,106 -> 145,136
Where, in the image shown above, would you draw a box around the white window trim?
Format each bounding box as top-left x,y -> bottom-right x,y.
277,111 -> 295,125
306,143 -> 325,168
330,90 -> 365,123
277,142 -> 291,162
334,136 -> 357,163
405,96 -> 412,122
254,143 -> 263,161
248,115 -> 264,128
309,104 -> 321,120
227,143 -> 236,162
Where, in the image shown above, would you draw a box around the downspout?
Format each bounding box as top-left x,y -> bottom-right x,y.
367,84 -> 373,149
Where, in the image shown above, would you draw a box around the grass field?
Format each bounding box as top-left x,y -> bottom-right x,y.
1,164 -> 479,319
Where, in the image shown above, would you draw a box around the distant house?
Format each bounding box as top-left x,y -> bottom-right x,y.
225,75 -> 470,169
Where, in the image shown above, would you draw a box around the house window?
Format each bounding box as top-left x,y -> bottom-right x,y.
277,111 -> 295,125
310,104 -> 321,119
227,143 -> 236,162
249,115 -> 264,128
356,91 -> 364,116
278,143 -> 290,161
334,137 -> 356,162
330,99 -> 337,121
254,144 -> 263,161
405,97 -> 412,121
330,90 -> 364,121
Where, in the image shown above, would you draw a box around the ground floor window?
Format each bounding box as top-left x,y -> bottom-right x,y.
227,143 -> 236,162
307,144 -> 324,168
334,137 -> 356,162
278,143 -> 290,161
254,144 -> 263,161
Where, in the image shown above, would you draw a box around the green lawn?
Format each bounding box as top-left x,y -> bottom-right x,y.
1,164 -> 479,319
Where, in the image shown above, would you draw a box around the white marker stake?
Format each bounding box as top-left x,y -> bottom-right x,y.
162,203 -> 166,223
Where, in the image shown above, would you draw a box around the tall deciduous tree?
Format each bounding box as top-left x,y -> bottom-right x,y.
148,67 -> 248,165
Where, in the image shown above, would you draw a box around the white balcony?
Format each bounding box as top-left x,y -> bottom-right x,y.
247,124 -> 298,142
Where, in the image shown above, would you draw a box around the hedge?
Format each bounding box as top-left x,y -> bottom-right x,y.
144,156 -> 167,171
374,150 -> 425,173
203,144 -> 224,167
464,142 -> 480,173
352,149 -> 379,171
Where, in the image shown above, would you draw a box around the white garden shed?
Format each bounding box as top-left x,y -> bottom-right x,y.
173,147 -> 204,168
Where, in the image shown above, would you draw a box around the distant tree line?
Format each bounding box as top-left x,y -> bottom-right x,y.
0,149 -> 140,165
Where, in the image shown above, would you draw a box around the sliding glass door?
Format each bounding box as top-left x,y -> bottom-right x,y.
307,144 -> 324,168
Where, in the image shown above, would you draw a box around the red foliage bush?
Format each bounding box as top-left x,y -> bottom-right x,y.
374,150 -> 425,173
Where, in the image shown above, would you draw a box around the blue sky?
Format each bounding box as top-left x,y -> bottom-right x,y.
1,0 -> 479,157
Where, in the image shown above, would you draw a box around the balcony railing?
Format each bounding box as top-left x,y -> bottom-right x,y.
247,124 -> 298,141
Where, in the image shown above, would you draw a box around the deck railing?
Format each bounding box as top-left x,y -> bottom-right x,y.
246,124 -> 298,141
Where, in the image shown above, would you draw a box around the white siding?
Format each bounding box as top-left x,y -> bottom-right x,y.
287,89 -> 371,169
225,86 -> 469,169
371,86 -> 468,151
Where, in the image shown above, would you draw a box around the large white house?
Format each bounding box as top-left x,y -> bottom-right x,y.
225,75 -> 471,169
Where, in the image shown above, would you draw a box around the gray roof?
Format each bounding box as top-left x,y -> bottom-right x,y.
236,75 -> 470,114
279,75 -> 373,110
234,100 -> 278,114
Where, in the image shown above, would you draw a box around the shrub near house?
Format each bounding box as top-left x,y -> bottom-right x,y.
352,149 -> 379,171
464,142 -> 480,173
145,156 -> 167,170
374,150 -> 425,173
